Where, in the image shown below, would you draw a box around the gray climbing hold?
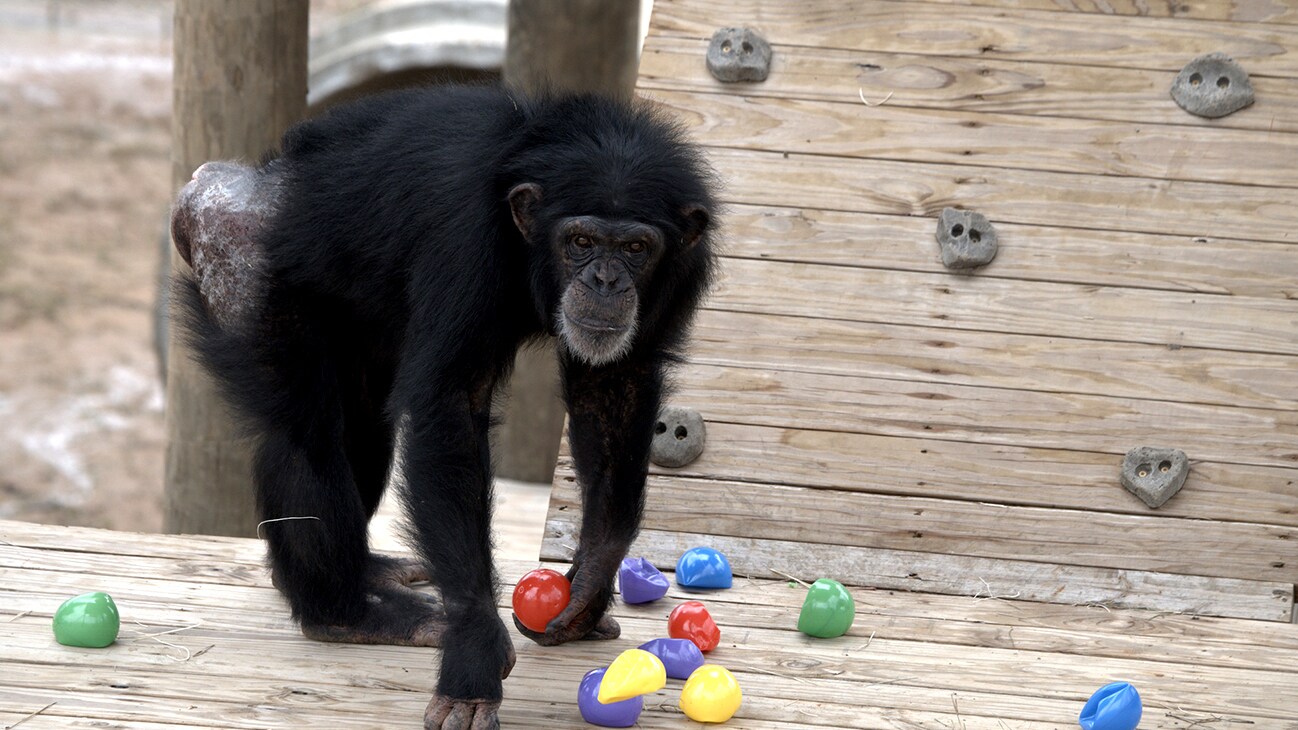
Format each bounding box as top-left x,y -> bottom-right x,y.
651,406 -> 706,468
1120,447 -> 1189,509
1170,53 -> 1254,118
935,208 -> 998,269
706,27 -> 771,83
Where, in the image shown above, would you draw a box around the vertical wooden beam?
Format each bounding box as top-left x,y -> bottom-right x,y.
165,1 -> 308,536
495,0 -> 643,483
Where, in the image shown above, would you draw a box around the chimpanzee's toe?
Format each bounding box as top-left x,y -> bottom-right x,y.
424,695 -> 500,730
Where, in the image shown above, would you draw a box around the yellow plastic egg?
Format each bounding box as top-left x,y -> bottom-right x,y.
597,648 -> 667,704
679,664 -> 742,723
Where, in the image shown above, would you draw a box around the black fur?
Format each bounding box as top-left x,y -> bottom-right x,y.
175,85 -> 716,719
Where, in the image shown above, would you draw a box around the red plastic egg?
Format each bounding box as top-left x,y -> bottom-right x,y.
512,569 -> 571,633
668,600 -> 720,652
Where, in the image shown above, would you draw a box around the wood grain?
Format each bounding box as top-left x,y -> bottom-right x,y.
712,204 -> 1298,299
548,470 -> 1298,583
705,147 -> 1298,245
906,0 -> 1298,25
710,258 -> 1298,357
3,522 -> 1295,727
540,518 -> 1295,621
690,310 -> 1298,412
648,89 -> 1298,188
652,0 -> 1298,77
668,362 -> 1298,468
631,421 -> 1298,528
639,36 -> 1298,133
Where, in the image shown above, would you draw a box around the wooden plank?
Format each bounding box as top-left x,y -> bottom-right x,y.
648,578 -> 1298,656
549,470 -> 1298,583
12,526 -> 1298,652
669,362 -> 1298,469
4,613 -> 1296,730
707,147 -> 1298,245
635,421 -> 1298,528
0,712 -> 203,730
9,541 -> 1298,658
651,0 -> 1298,77
3,525 -> 1295,724
541,520 -> 1295,620
0,682 -> 1000,730
4,583 -> 1297,722
638,36 -> 1298,133
711,258 -> 1298,357
906,0 -> 1298,25
691,310 -> 1298,413
651,89 -> 1298,188
714,204 -> 1298,300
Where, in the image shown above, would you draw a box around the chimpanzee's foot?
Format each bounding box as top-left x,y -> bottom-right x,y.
425,696 -> 501,730
369,554 -> 432,586
300,555 -> 445,646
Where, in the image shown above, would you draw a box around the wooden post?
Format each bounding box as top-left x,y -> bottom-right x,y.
495,0 -> 643,483
164,1 -> 309,536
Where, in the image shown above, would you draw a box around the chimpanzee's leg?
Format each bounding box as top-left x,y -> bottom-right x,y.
172,161 -> 443,646
241,293 -> 445,647
338,355 -> 440,605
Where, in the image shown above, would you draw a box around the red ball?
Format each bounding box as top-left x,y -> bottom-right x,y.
512,568 -> 571,633
668,600 -> 720,652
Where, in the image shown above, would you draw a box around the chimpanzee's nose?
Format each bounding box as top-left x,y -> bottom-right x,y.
593,261 -> 623,293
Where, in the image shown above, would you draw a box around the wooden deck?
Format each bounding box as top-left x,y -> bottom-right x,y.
3,520 -> 1298,728
5,0 -> 1298,727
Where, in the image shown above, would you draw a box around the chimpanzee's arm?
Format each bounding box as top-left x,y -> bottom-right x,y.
395,342 -> 515,721
516,352 -> 667,645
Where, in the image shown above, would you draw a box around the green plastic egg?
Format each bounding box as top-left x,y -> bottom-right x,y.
797,578 -> 854,638
53,592 -> 120,648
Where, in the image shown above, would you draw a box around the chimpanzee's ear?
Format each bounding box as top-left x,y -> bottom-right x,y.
680,205 -> 711,249
508,183 -> 543,241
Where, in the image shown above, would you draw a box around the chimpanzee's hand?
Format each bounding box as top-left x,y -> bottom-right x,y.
512,556 -> 622,646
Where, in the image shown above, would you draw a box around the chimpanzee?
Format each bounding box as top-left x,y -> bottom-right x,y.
169,85 -> 716,729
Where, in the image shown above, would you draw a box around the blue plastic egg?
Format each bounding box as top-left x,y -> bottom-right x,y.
1079,682 -> 1141,730
675,547 -> 732,589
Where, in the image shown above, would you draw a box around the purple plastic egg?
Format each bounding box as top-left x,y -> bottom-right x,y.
578,668 -> 643,727
619,557 -> 670,604
638,637 -> 706,680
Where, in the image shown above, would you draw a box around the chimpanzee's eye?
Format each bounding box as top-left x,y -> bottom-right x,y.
572,235 -> 593,248
624,241 -> 646,254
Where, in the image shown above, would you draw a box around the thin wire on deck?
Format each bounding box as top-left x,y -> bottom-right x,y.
256,516 -> 322,538
5,611 -> 31,623
972,577 -> 1021,602
858,88 -> 894,107
125,619 -> 205,662
5,701 -> 56,729
769,568 -> 811,588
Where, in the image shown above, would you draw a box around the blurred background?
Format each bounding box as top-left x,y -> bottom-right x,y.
0,0 -> 527,534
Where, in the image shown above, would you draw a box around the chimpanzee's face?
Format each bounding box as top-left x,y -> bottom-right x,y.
551,215 -> 664,365
508,181 -> 710,366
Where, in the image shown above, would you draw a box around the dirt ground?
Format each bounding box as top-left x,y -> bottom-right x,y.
0,0 -> 367,531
